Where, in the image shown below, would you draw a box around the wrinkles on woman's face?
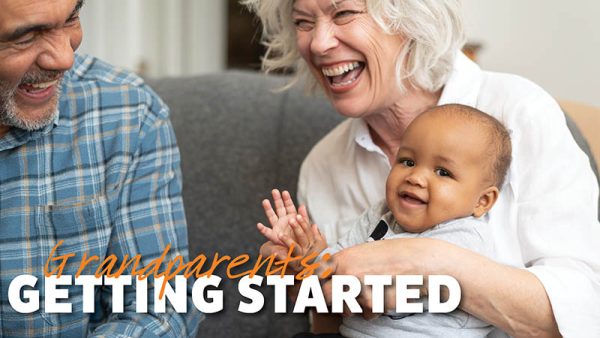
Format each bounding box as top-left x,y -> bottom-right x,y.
293,0 -> 406,119
359,18 -> 400,116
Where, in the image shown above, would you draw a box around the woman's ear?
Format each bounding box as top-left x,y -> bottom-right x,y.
472,186 -> 500,218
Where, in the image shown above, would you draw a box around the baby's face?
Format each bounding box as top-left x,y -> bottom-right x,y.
386,113 -> 492,232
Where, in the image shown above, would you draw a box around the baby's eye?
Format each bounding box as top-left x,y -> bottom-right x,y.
399,159 -> 415,167
435,168 -> 452,177
293,19 -> 314,31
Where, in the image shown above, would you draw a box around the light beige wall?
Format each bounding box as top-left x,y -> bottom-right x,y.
560,100 -> 600,167
463,0 -> 600,107
79,1 -> 226,77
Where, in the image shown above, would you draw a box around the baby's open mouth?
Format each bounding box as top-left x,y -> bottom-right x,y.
400,192 -> 427,204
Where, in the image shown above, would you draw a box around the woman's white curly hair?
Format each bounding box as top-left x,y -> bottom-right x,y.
242,0 -> 466,94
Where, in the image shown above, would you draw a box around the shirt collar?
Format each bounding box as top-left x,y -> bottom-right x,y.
351,118 -> 390,157
352,118 -> 374,148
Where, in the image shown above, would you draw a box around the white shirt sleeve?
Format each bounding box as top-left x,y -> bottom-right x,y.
508,90 -> 600,336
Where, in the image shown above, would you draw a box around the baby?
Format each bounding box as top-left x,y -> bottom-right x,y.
257,103 -> 512,337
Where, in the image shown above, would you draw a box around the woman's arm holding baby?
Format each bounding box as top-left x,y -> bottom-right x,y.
320,238 -> 559,338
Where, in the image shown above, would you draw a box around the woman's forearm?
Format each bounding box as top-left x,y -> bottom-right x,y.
438,245 -> 560,337
327,238 -> 561,337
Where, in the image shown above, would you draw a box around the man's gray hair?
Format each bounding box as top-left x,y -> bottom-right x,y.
242,0 -> 466,94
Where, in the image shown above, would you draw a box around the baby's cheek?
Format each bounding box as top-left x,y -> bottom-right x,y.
434,185 -> 471,216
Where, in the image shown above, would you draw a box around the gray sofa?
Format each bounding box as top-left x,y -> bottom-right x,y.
146,71 -> 599,338
148,71 -> 341,338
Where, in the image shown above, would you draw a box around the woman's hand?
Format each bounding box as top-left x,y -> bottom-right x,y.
320,237 -> 429,317
319,237 -> 560,337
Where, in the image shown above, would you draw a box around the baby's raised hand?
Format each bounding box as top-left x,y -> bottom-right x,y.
257,189 -> 307,245
279,214 -> 328,260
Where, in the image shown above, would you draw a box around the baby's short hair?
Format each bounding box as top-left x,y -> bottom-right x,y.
426,104 -> 512,188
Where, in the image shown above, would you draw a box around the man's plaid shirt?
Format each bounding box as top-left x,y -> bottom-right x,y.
0,54 -> 202,337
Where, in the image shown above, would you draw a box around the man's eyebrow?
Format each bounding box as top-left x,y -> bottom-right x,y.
1,24 -> 51,42
69,0 -> 85,19
0,0 -> 84,42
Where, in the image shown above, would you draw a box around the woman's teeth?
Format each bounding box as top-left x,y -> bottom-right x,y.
320,62 -> 364,88
321,61 -> 361,77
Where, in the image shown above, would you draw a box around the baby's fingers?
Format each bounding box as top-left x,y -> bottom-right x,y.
279,233 -> 303,257
298,205 -> 311,224
296,214 -> 312,234
272,189 -> 287,218
257,222 -> 280,244
311,223 -> 326,243
282,190 -> 297,215
262,199 -> 279,227
288,217 -> 306,247
296,214 -> 322,245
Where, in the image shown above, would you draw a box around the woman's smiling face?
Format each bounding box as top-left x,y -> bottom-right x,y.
293,0 -> 407,118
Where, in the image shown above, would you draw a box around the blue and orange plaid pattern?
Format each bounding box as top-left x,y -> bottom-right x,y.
0,54 -> 202,337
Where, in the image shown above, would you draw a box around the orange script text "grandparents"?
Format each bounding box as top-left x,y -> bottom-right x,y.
44,240 -> 332,299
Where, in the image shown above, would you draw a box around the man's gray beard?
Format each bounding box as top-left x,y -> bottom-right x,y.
0,72 -> 62,131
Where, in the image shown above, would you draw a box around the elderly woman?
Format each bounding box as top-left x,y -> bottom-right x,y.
244,0 -> 600,336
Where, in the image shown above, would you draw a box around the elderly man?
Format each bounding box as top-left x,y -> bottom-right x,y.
0,0 -> 201,336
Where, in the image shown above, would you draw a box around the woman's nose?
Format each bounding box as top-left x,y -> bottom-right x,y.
310,21 -> 339,56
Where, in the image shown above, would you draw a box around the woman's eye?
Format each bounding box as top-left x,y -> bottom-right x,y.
399,159 -> 415,167
335,10 -> 354,17
293,19 -> 314,31
435,168 -> 452,177
333,10 -> 362,24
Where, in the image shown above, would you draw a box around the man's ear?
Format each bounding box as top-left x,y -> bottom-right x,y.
472,186 -> 499,218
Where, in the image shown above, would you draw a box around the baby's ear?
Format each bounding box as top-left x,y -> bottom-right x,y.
472,186 -> 500,218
